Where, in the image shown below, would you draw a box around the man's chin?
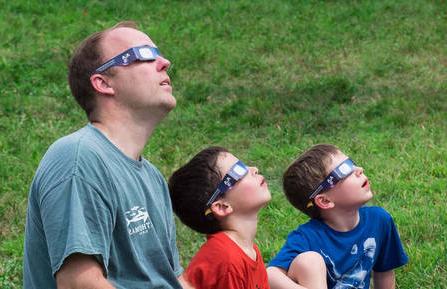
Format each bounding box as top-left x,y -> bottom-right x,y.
164,96 -> 177,111
158,97 -> 177,115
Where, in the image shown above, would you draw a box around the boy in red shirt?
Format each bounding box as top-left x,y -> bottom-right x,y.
168,146 -> 271,289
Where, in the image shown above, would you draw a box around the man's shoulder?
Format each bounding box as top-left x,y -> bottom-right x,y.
34,125 -> 109,184
54,124 -> 123,162
45,124 -> 96,156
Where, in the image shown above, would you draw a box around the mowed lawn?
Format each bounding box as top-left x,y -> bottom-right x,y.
1,1 -> 446,288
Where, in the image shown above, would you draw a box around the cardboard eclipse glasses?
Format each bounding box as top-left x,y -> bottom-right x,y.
308,158 -> 357,200
204,160 -> 249,216
94,45 -> 161,74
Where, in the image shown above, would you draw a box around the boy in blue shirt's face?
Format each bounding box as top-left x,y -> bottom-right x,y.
311,148 -> 373,226
267,144 -> 408,289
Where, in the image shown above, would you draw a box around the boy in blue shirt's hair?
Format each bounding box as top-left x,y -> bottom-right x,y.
268,144 -> 408,289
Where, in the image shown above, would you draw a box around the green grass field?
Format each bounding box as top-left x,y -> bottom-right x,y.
1,1 -> 446,288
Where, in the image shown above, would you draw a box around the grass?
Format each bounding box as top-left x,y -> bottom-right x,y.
1,0 -> 446,288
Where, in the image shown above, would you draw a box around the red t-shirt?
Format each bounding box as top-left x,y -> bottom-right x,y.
185,232 -> 270,289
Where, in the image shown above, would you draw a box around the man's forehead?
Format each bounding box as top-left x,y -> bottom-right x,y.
101,27 -> 155,58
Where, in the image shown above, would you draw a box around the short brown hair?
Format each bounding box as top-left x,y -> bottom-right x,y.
283,144 -> 340,219
67,21 -> 138,119
168,146 -> 229,234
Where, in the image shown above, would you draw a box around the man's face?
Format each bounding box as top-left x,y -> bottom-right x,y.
100,27 -> 176,116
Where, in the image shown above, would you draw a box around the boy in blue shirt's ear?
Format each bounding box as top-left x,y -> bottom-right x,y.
268,144 -> 408,289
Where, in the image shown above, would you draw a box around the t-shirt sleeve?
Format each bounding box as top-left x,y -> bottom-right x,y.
268,228 -> 311,271
40,175 -> 114,276
373,210 -> 409,272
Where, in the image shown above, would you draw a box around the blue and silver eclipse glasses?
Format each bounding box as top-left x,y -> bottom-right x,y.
204,160 -> 249,216
94,45 -> 161,74
308,158 -> 356,200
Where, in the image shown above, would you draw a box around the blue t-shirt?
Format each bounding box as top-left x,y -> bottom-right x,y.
24,124 -> 183,289
269,206 -> 408,289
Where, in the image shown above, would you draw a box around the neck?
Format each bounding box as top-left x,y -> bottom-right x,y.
90,90 -> 173,160
91,112 -> 160,160
321,208 -> 360,232
222,213 -> 259,261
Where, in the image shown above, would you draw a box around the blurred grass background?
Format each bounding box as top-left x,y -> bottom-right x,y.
1,0 -> 446,288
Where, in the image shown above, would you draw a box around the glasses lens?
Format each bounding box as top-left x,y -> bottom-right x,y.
138,46 -> 159,60
338,162 -> 353,176
232,164 -> 248,178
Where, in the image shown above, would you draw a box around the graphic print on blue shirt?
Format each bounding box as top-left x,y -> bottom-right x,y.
322,238 -> 376,289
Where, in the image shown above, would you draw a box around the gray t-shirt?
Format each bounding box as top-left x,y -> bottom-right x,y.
24,124 -> 183,289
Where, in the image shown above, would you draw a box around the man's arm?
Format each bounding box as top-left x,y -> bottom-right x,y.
56,253 -> 115,289
266,266 -> 309,289
373,270 -> 395,289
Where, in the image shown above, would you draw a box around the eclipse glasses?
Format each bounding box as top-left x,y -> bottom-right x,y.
94,45 -> 161,74
204,160 -> 249,216
308,158 -> 356,200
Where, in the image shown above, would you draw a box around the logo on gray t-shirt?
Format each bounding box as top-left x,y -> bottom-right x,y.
125,206 -> 153,236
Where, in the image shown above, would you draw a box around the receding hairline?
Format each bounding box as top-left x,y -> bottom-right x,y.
97,22 -> 148,63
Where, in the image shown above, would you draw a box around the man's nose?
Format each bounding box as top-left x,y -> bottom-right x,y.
156,56 -> 171,71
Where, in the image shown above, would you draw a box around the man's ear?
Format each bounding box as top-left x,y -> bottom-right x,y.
90,74 -> 115,95
210,200 -> 233,218
314,194 -> 334,210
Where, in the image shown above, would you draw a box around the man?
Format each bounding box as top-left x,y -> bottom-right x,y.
24,21 -> 190,289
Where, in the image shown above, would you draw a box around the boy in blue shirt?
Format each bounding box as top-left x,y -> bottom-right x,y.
268,144 -> 408,289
